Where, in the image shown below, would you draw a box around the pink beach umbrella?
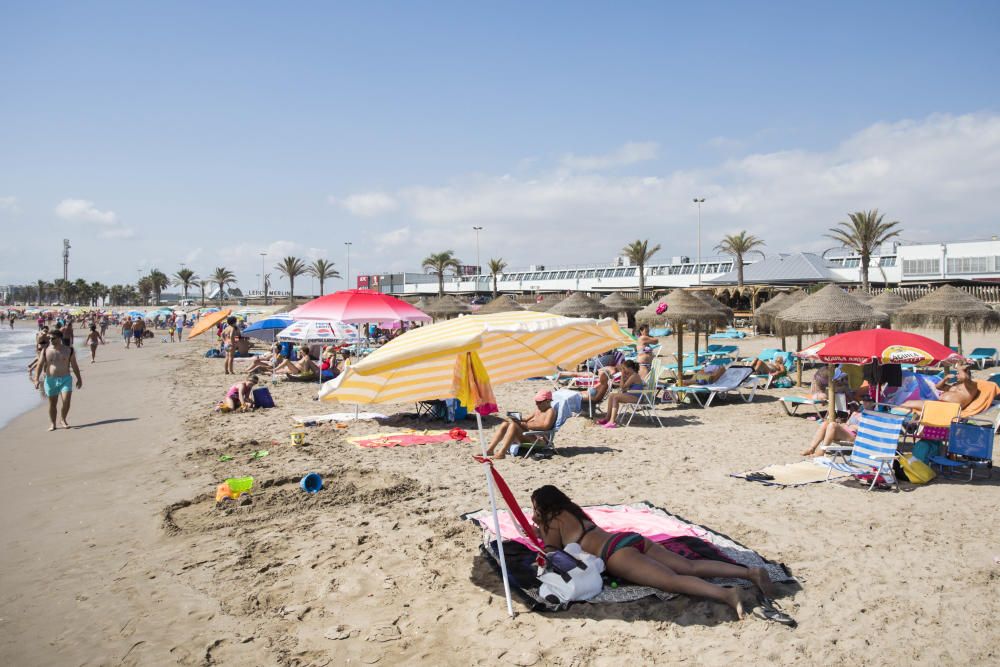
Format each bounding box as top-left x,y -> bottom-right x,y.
289,289 -> 431,325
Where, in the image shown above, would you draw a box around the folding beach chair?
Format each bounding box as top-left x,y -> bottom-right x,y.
617,366 -> 665,427
822,410 -> 906,490
671,366 -> 758,408
903,400 -> 962,447
929,415 -> 996,480
967,347 -> 998,369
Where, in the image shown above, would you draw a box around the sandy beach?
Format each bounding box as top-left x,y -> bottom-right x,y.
2,327 -> 1000,666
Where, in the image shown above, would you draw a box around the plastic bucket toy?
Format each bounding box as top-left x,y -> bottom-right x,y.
290,431 -> 305,446
216,476 -> 254,501
300,472 -> 323,494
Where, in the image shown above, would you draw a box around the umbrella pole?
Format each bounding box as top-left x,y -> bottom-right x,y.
693,323 -> 699,365
476,411 -> 515,618
957,321 -> 963,355
943,318 -> 950,348
676,322 -> 685,387
826,363 -> 836,422
796,334 -> 803,388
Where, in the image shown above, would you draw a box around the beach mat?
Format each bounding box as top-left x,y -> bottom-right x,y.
732,460 -> 851,487
346,429 -> 470,449
292,412 -> 388,424
463,502 -> 795,612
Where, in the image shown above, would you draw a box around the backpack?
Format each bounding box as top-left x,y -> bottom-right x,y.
537,542 -> 605,605
896,453 -> 936,484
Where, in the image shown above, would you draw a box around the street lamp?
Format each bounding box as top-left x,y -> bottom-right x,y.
693,198 -> 706,286
472,226 -> 483,293
345,242 -> 353,288
259,252 -> 267,304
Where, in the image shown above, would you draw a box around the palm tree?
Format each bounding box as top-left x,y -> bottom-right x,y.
173,268 -> 198,300
715,231 -> 766,288
211,267 -> 237,306
276,256 -> 307,304
36,279 -> 47,305
137,276 -> 153,305
306,259 -> 341,296
89,281 -> 107,307
421,250 -> 462,296
198,279 -> 211,307
487,258 -> 507,298
51,278 -> 70,304
148,269 -> 170,305
827,209 -> 902,293
621,240 -> 661,300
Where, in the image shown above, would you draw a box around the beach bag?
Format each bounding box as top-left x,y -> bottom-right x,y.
252,387 -> 275,409
537,542 -> 604,605
921,426 -> 950,441
896,454 -> 936,484
773,376 -> 794,389
205,349 -> 222,358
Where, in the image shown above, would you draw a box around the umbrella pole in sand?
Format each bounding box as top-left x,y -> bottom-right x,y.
943,317 -> 951,348
693,323 -> 699,364
826,363 -> 836,421
957,321 -> 963,355
796,334 -> 803,388
475,411 -> 515,618
676,322 -> 685,387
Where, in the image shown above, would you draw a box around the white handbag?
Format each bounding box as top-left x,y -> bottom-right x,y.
537,542 -> 605,604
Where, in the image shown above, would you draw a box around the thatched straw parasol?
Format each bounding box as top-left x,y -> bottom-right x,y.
641,290 -> 728,386
476,295 -> 525,314
600,292 -> 640,313
852,291 -> 873,303
526,294 -> 565,312
690,290 -> 734,320
423,295 -> 471,320
894,285 -> 1000,350
777,284 -> 889,418
752,292 -> 789,332
866,291 -> 907,319
600,292 -> 640,328
546,292 -> 610,318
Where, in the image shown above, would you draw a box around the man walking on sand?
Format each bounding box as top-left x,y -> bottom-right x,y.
33,331 -> 82,430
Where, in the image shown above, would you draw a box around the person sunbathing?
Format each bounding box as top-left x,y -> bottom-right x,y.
574,368 -> 614,414
809,365 -> 848,400
801,397 -> 873,456
694,362 -> 727,385
485,390 -> 556,459
752,355 -> 787,380
224,375 -> 259,411
596,360 -> 643,428
530,485 -> 778,621
900,362 -> 979,411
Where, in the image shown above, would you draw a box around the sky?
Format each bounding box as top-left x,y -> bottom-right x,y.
1,1 -> 999,293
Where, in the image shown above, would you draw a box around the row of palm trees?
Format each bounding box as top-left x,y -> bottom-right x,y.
421,209 -> 900,299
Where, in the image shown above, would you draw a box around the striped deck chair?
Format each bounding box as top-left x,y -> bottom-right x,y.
822,410 -> 906,490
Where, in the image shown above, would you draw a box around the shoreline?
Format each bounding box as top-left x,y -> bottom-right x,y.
2,328 -> 999,664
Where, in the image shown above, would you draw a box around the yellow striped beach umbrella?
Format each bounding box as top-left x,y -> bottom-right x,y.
319,311 -> 629,405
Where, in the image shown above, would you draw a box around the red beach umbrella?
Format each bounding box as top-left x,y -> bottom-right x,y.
289,289 -> 432,325
796,329 -> 964,366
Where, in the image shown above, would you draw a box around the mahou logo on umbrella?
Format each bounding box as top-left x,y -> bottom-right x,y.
880,345 -> 933,365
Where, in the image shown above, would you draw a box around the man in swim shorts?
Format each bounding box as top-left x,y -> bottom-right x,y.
33,331 -> 83,431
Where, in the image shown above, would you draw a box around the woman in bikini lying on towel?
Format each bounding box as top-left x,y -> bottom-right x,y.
530,485 -> 781,621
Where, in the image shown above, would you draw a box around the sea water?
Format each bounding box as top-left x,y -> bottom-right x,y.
0,326 -> 44,429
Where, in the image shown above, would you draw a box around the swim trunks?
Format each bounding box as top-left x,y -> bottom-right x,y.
44,374 -> 73,397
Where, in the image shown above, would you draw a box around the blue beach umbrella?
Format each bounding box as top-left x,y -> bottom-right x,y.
242,315 -> 295,342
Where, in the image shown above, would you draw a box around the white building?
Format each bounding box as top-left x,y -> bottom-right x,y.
363,238 -> 1000,297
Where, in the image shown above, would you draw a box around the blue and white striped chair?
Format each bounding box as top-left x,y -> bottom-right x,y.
822,410 -> 906,491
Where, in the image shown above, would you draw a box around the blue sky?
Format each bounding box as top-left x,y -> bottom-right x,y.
1,1 -> 998,292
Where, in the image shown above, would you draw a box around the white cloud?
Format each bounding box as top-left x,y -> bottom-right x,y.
335,112 -> 1000,267
560,141 -> 659,171
332,191 -> 399,217
374,227 -> 411,247
0,196 -> 18,213
54,198 -> 135,239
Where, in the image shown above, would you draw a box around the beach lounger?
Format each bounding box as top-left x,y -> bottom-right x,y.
708,328 -> 746,339
929,415 -> 997,480
648,327 -> 671,337
968,347 -> 998,369
821,409 -> 906,490
781,393 -> 847,417
705,344 -> 739,359
671,366 -> 758,408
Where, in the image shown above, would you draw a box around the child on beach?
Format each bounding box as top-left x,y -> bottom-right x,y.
223,376 -> 259,411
